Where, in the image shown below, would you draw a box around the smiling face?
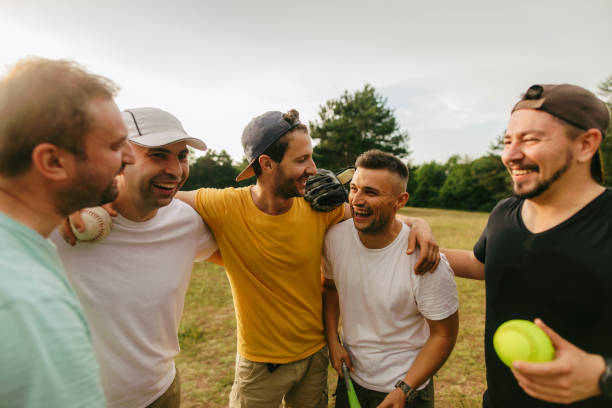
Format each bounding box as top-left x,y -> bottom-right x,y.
271,129 -> 317,198
502,109 -> 579,199
349,167 -> 407,234
120,141 -> 189,213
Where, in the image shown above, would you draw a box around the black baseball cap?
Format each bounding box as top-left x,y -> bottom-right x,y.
236,111 -> 302,181
512,84 -> 611,182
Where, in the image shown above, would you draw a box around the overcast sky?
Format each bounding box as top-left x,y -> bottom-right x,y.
1,0 -> 611,165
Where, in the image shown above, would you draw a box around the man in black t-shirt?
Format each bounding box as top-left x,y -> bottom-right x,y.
442,84 -> 612,407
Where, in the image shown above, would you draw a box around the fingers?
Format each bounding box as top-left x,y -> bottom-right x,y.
69,211 -> 85,232
413,242 -> 440,274
406,229 -> 417,255
343,354 -> 354,372
59,218 -> 77,246
101,203 -> 118,217
512,360 -> 568,382
514,373 -> 571,404
534,319 -> 566,349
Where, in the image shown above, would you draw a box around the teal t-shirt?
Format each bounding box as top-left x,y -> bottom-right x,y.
0,213 -> 105,407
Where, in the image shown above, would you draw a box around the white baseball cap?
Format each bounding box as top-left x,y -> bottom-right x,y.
122,107 -> 207,150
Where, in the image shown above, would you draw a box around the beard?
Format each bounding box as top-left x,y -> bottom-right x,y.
273,167 -> 303,199
54,163 -> 120,216
350,205 -> 394,235
513,151 -> 572,199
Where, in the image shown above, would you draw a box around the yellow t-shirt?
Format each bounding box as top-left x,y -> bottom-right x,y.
195,187 -> 344,363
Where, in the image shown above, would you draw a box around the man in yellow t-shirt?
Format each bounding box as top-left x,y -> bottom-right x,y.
178,109 -> 438,407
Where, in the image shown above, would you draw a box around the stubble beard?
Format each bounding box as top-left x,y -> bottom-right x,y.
54,166 -> 119,216
273,167 -> 302,199
513,151 -> 572,200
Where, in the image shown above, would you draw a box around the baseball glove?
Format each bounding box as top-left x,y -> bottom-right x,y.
304,167 -> 355,212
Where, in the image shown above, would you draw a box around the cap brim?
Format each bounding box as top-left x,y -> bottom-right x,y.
236,164 -> 255,181
130,132 -> 207,151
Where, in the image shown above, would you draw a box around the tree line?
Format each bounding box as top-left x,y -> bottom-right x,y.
183,79 -> 612,213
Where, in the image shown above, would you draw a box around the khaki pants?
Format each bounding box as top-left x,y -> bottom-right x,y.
146,368 -> 181,408
229,346 -> 329,408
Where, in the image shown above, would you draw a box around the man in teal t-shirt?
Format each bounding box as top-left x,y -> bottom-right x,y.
0,58 -> 134,407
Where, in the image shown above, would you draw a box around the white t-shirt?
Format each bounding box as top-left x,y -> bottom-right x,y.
323,219 -> 458,393
50,199 -> 217,408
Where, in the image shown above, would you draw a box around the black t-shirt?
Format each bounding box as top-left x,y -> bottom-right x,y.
474,189 -> 612,408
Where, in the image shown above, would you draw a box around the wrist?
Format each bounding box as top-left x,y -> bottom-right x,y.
394,379 -> 418,402
597,355 -> 612,400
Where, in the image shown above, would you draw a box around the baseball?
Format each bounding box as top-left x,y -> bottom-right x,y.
493,319 -> 555,368
70,207 -> 112,242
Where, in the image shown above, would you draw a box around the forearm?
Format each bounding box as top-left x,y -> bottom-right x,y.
323,285 -> 341,346
205,249 -> 224,266
395,213 -> 416,226
441,248 -> 485,280
403,312 -> 459,388
175,190 -> 197,209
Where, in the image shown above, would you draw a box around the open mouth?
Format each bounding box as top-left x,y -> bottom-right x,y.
352,206 -> 372,221
511,169 -> 534,176
152,182 -> 178,193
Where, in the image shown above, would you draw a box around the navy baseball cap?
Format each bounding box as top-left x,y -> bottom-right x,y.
236,110 -> 302,181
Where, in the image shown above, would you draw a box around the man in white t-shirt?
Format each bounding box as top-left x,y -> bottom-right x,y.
51,108 -> 218,408
323,149 -> 459,408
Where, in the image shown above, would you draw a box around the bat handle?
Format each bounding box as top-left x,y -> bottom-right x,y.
342,362 -> 351,379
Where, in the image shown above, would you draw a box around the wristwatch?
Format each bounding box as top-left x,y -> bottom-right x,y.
599,356 -> 612,400
394,380 -> 418,402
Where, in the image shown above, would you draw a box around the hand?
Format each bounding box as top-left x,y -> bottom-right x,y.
376,388 -> 406,408
328,341 -> 353,378
406,217 -> 440,274
511,319 -> 606,404
59,204 -> 117,246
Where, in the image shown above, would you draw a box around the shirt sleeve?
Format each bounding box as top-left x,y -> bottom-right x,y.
413,253 -> 459,321
0,299 -> 105,407
194,188 -> 227,231
194,220 -> 218,261
321,203 -> 345,230
473,224 -> 488,264
322,234 -> 334,280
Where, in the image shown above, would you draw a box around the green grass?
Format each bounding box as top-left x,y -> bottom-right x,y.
176,206 -> 489,407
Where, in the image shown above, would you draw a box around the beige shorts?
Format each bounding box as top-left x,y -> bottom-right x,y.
229,345 -> 329,408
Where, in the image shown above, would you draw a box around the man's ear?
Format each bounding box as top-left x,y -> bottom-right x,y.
31,143 -> 72,181
395,192 -> 410,210
258,154 -> 276,174
576,129 -> 603,165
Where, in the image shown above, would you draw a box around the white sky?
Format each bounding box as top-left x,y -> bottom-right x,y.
1,0 -> 611,165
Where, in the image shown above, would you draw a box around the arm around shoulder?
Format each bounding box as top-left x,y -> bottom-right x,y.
175,190 -> 198,209
441,248 -> 485,280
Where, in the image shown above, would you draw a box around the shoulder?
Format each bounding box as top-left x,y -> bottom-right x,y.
164,199 -> 203,221
197,186 -> 249,202
296,198 -> 345,227
326,218 -> 354,240
491,196 -> 521,215
0,247 -> 69,305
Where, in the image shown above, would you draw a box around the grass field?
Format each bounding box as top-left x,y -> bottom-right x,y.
175,206 -> 489,407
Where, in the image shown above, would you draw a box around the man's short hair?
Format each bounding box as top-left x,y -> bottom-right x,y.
252,109 -> 308,177
355,149 -> 409,192
0,57 -> 119,177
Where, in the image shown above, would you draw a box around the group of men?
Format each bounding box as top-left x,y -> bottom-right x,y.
0,56 -> 611,408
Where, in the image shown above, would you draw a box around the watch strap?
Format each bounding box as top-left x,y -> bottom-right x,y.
599,356 -> 612,400
394,380 -> 418,402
